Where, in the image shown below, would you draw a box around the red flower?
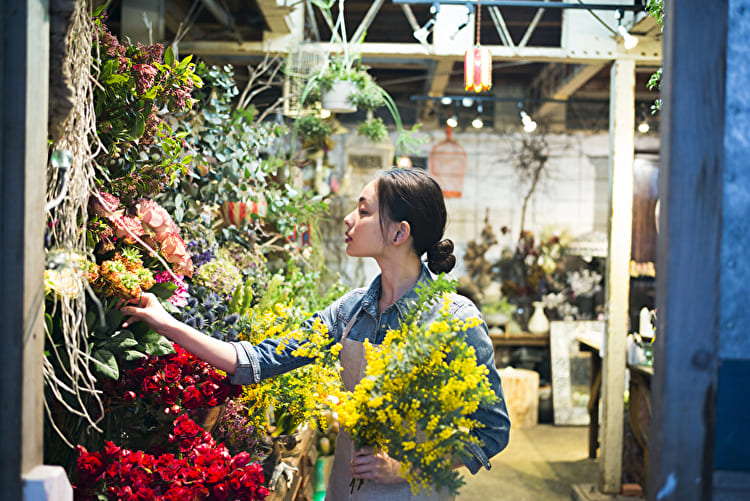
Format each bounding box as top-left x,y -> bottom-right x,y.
206,461 -> 229,484
212,481 -> 231,500
161,385 -> 180,406
163,363 -> 182,383
173,414 -> 202,438
181,384 -> 203,409
75,446 -> 105,486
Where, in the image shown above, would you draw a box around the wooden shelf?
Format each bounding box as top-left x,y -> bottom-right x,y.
488,330 -> 549,347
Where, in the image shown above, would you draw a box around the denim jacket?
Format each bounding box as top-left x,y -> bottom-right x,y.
230,264 -> 511,474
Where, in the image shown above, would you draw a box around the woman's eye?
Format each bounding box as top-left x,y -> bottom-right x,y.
358,209 -> 367,216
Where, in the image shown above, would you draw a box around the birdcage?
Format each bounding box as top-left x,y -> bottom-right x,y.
429,127 -> 467,198
282,44 -> 326,117
343,133 -> 395,195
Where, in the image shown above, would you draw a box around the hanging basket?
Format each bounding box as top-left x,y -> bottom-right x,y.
321,80 -> 358,113
429,127 -> 467,198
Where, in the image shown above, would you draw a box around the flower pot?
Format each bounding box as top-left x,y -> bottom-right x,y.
189,404 -> 227,434
321,80 -> 357,113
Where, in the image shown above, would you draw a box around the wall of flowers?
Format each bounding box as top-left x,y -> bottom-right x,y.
44,9 -> 344,499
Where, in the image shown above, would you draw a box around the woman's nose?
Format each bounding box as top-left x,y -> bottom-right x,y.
344,211 -> 354,228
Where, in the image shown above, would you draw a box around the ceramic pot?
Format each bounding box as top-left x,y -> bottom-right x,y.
527,301 -> 550,335
321,80 -> 357,113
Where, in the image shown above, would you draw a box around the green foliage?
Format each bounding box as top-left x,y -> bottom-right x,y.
356,117 -> 387,143
647,0 -> 663,113
296,114 -> 333,151
92,19 -> 201,203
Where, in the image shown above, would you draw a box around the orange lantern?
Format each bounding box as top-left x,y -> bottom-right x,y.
464,0 -> 492,93
464,46 -> 492,93
220,189 -> 268,227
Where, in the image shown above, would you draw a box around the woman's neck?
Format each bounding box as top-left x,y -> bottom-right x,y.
376,253 -> 422,313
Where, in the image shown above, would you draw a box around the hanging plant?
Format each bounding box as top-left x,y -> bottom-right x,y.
356,117 -> 387,143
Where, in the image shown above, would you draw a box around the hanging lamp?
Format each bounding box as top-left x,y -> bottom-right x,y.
464,0 -> 492,93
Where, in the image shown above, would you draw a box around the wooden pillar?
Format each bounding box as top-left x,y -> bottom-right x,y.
0,0 -> 50,496
601,57 -> 635,494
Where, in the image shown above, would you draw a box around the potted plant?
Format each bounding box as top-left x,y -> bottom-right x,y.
291,0 -> 420,157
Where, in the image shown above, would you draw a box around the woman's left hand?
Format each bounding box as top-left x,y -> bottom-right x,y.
350,446 -> 406,484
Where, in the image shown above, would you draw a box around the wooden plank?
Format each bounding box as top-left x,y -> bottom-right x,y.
0,0 -> 49,495
600,58 -> 635,495
649,1 -> 727,499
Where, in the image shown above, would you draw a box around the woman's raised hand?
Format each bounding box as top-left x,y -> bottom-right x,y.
350,446 -> 407,485
120,292 -> 178,338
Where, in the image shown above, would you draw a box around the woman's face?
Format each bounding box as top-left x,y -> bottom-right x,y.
343,180 -> 392,258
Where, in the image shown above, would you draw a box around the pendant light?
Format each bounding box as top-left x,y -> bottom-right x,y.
464,0 -> 492,93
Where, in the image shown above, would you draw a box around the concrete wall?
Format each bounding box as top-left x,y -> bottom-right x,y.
321,129 -> 659,289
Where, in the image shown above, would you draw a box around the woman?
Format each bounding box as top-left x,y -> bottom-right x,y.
122,168 -> 510,500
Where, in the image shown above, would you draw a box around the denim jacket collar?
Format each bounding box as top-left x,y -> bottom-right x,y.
360,263 -> 433,320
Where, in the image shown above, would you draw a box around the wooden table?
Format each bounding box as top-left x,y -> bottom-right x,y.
577,335 -> 602,459
488,330 -> 550,347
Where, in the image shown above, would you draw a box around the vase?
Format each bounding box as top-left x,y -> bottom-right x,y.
527,301 -> 550,335
321,80 -> 357,113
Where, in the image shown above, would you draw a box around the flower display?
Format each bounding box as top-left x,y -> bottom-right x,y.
338,276 -> 498,496
94,250 -> 155,300
72,415 -> 269,500
105,343 -> 242,417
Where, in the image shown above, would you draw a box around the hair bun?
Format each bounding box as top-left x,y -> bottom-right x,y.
426,239 -> 456,274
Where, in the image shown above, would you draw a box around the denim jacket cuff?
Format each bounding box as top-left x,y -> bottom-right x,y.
463,442 -> 491,475
229,341 -> 260,384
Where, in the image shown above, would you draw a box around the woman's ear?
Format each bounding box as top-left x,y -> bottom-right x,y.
392,221 -> 411,244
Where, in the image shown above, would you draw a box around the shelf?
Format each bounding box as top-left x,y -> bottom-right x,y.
489,330 -> 549,347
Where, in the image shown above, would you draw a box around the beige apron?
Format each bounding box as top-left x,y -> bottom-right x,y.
325,307 -> 455,501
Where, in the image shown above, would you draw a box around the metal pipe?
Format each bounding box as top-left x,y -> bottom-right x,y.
392,1 -> 645,12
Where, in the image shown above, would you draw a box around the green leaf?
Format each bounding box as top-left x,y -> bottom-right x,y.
92,349 -> 119,380
145,335 -> 175,356
133,113 -> 146,138
121,349 -> 147,362
149,282 -> 177,300
164,46 -> 175,66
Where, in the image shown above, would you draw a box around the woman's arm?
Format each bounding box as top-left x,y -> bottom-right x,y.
121,293 -> 239,374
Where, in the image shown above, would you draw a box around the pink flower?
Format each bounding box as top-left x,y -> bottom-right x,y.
113,214 -> 145,244
91,192 -> 121,218
161,233 -> 194,277
136,199 -> 179,243
154,271 -> 189,307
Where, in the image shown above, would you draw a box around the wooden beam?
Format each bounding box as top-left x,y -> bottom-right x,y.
649,1 -> 727,499
164,0 -> 206,39
1,0 -> 50,496
178,40 -> 662,64
600,57 -> 634,494
421,59 -> 454,122
257,0 -> 294,34
350,0 -> 384,45
535,63 -> 606,118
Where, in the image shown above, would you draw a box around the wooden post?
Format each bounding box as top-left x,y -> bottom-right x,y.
650,0 -> 750,499
0,0 -> 50,496
600,57 -> 635,494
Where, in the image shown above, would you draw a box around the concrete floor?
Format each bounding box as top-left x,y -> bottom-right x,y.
457,425 -> 599,501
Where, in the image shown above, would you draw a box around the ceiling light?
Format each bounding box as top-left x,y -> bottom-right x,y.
638,121 -> 650,133
472,116 -> 484,129
413,19 -> 435,44
441,97 -> 453,106
446,114 -> 458,128
520,110 -> 537,132
462,97 -> 474,107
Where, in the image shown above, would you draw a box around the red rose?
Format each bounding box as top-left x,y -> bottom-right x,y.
230,452 -> 251,469
173,415 -> 202,438
181,385 -> 203,409
212,482 -> 231,500
142,373 -> 163,395
161,385 -> 180,405
256,485 -> 270,499
163,363 -> 182,383
75,447 -> 105,486
206,461 -> 229,484
103,441 -> 123,460
123,390 -> 136,402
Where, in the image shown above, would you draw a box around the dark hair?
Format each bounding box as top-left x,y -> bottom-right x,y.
376,168 -> 456,274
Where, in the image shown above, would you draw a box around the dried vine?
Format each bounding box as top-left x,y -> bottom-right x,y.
44,0 -> 105,447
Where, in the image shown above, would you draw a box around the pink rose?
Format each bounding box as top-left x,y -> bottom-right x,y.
161,234 -> 194,277
91,192 -> 121,218
136,199 -> 179,243
113,214 -> 145,244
